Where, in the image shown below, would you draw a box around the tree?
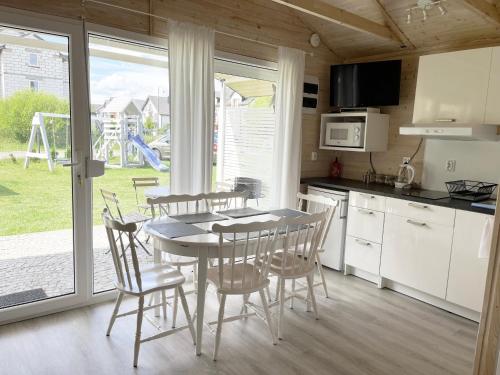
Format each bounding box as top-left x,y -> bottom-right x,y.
0,90 -> 69,143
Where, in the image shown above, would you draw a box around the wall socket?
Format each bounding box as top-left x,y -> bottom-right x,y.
311,151 -> 318,161
446,159 -> 456,172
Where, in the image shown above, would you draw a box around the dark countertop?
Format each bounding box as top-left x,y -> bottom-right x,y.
301,177 -> 496,216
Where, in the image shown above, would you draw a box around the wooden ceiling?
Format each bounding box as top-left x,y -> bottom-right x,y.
272,0 -> 500,60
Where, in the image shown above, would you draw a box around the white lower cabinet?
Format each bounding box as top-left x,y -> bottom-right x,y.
345,236 -> 381,275
446,211 -> 490,312
380,213 -> 454,299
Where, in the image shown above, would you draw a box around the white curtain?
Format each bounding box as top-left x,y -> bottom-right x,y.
168,20 -> 215,194
271,46 -> 305,208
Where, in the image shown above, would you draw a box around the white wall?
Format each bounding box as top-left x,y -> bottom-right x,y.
422,139 -> 500,191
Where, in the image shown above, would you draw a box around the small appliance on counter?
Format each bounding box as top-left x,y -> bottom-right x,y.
330,157 -> 343,178
395,159 -> 415,189
445,180 -> 498,202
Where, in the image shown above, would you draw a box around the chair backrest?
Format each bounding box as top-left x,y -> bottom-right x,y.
101,189 -> 125,222
205,191 -> 249,212
132,177 -> 159,206
148,193 -> 208,218
102,209 -> 142,291
212,218 -> 284,293
278,211 -> 328,276
296,192 -> 338,250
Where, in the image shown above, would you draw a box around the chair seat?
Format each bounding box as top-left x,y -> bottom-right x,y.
164,254 -> 198,266
258,251 -> 315,278
207,263 -> 269,294
115,264 -> 185,296
122,212 -> 150,225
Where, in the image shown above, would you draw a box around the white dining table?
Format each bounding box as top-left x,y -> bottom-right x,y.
143,212 -> 284,356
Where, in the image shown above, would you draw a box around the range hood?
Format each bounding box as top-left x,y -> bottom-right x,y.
400,124 -> 499,141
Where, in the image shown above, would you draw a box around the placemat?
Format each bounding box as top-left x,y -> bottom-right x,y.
268,208 -> 308,218
170,212 -> 228,224
217,207 -> 269,218
149,222 -> 207,239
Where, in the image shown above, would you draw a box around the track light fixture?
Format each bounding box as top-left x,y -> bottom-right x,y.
406,0 -> 447,24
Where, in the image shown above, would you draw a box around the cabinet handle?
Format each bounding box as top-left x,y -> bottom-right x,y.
357,208 -> 374,215
407,219 -> 427,227
408,202 -> 428,209
435,118 -> 456,122
359,193 -> 375,199
355,238 -> 371,246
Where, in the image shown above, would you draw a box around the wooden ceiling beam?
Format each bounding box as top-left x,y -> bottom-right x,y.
269,0 -> 402,45
373,0 -> 415,49
461,0 -> 500,25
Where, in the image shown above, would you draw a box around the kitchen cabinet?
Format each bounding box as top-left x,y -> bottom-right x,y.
349,191 -> 386,212
381,213 -> 454,299
347,206 -> 385,243
344,236 -> 381,275
385,198 -> 455,226
446,211 -> 490,312
485,47 -> 500,124
412,47 -> 492,125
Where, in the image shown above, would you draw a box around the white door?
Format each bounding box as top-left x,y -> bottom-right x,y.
381,213 -> 454,298
446,211 -> 490,311
485,47 -> 500,124
0,8 -> 91,323
412,48 -> 492,124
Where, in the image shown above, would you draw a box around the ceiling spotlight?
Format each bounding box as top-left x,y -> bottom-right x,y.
422,9 -> 427,21
407,10 -> 412,24
438,5 -> 447,16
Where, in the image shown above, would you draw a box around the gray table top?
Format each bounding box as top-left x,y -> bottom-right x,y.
144,186 -> 170,198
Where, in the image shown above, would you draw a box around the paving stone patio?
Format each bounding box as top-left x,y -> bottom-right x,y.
0,226 -> 153,307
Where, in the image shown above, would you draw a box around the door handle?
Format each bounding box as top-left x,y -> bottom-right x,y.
435,118 -> 456,122
408,202 -> 428,209
359,193 -> 375,199
407,219 -> 427,227
355,238 -> 371,246
357,208 -> 374,215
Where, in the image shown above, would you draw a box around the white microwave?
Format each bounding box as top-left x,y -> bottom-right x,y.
324,122 -> 365,148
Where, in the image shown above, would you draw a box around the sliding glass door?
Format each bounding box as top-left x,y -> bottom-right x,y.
0,9 -> 90,322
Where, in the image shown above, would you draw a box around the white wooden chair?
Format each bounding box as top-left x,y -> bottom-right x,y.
132,177 -> 159,215
209,218 -> 284,360
293,192 -> 338,299
205,190 -> 249,212
147,193 -> 206,328
101,189 -> 151,255
268,212 -> 328,339
102,209 -> 195,368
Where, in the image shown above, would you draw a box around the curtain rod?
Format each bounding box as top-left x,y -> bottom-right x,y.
81,0 -> 313,56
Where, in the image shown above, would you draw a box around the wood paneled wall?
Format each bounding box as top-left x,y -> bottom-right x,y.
0,0 -> 340,180
318,56 -> 425,183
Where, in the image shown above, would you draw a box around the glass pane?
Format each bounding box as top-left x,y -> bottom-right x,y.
214,72 -> 276,208
0,26 -> 74,308
89,35 -> 169,293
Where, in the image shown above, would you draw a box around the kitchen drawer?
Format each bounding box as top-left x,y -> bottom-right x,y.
385,197 -> 455,226
381,213 -> 454,299
345,236 -> 381,275
347,206 -> 384,243
349,191 -> 386,212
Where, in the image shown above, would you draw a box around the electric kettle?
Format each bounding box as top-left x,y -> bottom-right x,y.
395,160 -> 415,189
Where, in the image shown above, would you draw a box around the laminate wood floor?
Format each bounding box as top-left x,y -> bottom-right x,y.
0,269 -> 478,375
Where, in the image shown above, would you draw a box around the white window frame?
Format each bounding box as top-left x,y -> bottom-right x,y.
28,52 -> 39,67
29,79 -> 39,91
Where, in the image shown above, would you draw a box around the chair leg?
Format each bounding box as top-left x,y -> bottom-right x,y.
133,296 -> 145,368
161,290 -> 167,320
178,286 -> 196,345
278,278 -> 285,340
172,284 -> 179,328
193,263 -> 198,292
106,292 -> 124,336
240,294 -> 249,316
290,279 -> 295,309
213,294 -> 227,361
265,286 -> 272,302
316,253 -> 329,298
306,274 -> 319,320
274,276 -> 280,302
259,289 -> 277,345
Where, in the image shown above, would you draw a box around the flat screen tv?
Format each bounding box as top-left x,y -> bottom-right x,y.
330,60 -> 401,108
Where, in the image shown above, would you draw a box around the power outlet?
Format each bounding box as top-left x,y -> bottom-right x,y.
311,151 -> 318,161
446,159 -> 456,172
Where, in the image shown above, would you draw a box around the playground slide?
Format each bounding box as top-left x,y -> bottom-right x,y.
128,134 -> 169,172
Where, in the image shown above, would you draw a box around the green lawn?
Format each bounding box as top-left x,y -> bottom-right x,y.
0,159 -> 168,236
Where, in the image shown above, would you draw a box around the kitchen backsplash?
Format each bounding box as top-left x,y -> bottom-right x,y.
422,139 -> 500,191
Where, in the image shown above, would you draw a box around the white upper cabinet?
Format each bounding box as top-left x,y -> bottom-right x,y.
446,211 -> 490,312
413,47 -> 492,125
485,47 -> 500,124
